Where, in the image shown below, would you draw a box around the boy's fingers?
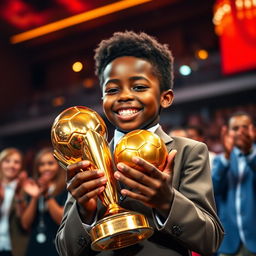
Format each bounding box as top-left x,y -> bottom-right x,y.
114,171 -> 154,195
67,160 -> 91,171
120,189 -> 149,204
67,160 -> 92,180
77,187 -> 105,205
130,157 -> 163,179
68,176 -> 106,198
115,162 -> 164,191
68,170 -> 105,189
163,150 -> 177,175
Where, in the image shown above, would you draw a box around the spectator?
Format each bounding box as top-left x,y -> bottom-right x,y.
212,111 -> 256,256
168,127 -> 188,138
21,148 -> 67,256
0,148 -> 29,256
186,125 -> 216,169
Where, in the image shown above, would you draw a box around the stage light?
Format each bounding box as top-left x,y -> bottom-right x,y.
196,49 -> 209,60
213,0 -> 256,74
10,0 -> 152,44
179,65 -> 191,76
52,96 -> 65,107
82,78 -> 94,88
72,61 -> 83,72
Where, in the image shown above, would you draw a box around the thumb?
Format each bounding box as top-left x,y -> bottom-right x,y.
163,149 -> 177,175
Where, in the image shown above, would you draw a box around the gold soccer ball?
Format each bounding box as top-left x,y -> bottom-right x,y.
114,130 -> 168,172
51,106 -> 107,165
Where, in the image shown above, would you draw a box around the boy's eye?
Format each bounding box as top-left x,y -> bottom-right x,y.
104,87 -> 119,95
133,85 -> 148,91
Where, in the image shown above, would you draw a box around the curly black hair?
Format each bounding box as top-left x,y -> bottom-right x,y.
94,31 -> 174,91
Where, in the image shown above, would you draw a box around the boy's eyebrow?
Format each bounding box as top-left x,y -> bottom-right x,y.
104,76 -> 149,87
129,76 -> 150,82
104,78 -> 120,87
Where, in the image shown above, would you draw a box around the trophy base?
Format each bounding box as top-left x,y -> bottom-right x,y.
90,211 -> 154,251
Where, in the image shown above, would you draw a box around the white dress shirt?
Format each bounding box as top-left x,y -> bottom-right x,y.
0,179 -> 18,251
113,124 -> 160,149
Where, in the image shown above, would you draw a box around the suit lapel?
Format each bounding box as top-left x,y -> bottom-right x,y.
155,126 -> 174,152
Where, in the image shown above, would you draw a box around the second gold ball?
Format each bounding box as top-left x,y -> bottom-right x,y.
114,130 -> 168,172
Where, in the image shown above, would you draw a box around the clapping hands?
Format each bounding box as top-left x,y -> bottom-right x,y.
22,173 -> 52,198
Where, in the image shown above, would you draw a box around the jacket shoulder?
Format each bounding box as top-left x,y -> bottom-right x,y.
170,136 -> 207,149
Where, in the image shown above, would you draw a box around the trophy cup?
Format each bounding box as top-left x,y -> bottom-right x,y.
51,106 -> 153,251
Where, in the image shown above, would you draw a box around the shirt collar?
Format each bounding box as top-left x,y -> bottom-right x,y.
234,144 -> 256,157
113,124 -> 160,149
233,146 -> 246,157
4,179 -> 18,190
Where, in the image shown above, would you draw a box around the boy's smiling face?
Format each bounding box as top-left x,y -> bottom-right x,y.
102,56 -> 173,132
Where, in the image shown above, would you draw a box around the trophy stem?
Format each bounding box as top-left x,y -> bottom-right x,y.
104,203 -> 126,217
84,130 -> 154,251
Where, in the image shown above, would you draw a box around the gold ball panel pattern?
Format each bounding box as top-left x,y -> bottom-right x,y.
51,106 -> 107,164
114,130 -> 168,172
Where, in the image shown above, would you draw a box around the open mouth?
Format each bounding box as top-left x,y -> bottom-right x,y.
115,108 -> 142,120
117,108 -> 140,116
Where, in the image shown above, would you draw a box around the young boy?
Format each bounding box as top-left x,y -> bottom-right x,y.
55,31 -> 224,256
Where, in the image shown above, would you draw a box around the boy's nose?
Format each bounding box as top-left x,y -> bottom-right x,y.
118,89 -> 134,102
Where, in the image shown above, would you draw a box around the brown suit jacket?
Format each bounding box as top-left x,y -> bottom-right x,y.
55,126 -> 224,256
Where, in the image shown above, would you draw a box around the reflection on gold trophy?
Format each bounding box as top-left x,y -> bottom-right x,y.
114,129 -> 168,172
51,106 -> 154,251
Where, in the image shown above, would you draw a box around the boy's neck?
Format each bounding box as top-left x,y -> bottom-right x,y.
116,123 -> 160,134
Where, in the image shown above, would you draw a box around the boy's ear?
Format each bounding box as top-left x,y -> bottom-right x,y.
160,89 -> 174,108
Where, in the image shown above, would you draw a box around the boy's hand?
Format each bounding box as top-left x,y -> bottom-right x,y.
67,160 -> 107,221
114,150 -> 177,216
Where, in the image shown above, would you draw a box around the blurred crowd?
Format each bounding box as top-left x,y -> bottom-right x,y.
0,147 -> 67,256
169,103 -> 256,154
169,110 -> 256,256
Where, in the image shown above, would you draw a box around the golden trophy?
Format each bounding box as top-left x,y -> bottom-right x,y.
114,129 -> 168,172
51,106 -> 153,251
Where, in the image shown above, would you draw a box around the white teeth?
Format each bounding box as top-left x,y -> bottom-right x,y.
118,109 -> 138,116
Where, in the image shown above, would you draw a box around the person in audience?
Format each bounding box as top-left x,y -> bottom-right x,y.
168,126 -> 188,138
21,147 -> 67,256
0,148 -> 29,256
186,125 -> 216,169
212,111 -> 256,256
